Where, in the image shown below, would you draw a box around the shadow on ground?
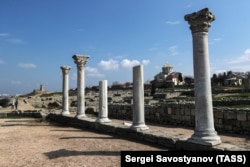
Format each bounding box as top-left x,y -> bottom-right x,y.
44,149 -> 120,159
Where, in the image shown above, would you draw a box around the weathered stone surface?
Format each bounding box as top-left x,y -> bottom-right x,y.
224,111 -> 237,119
237,111 -> 247,121
214,109 -> 224,119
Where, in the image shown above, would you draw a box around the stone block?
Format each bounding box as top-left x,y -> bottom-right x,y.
214,109 -> 223,119
237,111 -> 247,121
248,112 -> 250,121
184,109 -> 191,116
143,134 -> 158,144
182,115 -> 190,121
224,111 -> 237,120
167,107 -> 172,114
158,136 -> 177,149
180,109 -> 185,115
224,125 -> 233,131
191,109 -> 195,116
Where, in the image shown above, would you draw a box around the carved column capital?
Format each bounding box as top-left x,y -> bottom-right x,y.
72,55 -> 89,70
61,66 -> 71,75
184,8 -> 215,33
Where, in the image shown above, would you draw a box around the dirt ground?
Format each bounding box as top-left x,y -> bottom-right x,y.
1,102 -> 250,166
0,118 -> 168,167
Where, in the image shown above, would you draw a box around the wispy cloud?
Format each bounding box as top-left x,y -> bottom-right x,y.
148,47 -> 157,51
82,45 -> 96,52
0,33 -> 9,37
71,73 -> 77,80
168,45 -> 179,56
114,54 -> 127,59
166,21 -> 181,25
10,80 -> 22,85
98,59 -> 119,70
213,38 -> 222,41
142,60 -> 150,65
228,48 -> 250,64
7,38 -> 27,45
186,4 -> 192,8
18,63 -> 37,68
86,67 -> 104,78
0,60 -> 4,64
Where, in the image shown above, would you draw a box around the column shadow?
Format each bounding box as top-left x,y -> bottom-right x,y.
44,149 -> 120,159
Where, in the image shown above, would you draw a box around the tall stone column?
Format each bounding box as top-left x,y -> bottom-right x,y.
185,8 -> 221,145
96,80 -> 112,123
61,66 -> 71,115
72,54 -> 89,118
130,65 -> 149,131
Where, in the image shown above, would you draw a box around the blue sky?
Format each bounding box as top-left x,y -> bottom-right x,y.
1,0 -> 250,94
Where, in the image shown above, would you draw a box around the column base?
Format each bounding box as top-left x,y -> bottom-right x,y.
75,113 -> 87,119
130,124 -> 149,131
188,130 -> 221,146
96,118 -> 112,123
61,110 -> 70,116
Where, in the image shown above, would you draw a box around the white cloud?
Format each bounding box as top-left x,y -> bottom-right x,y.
213,38 -> 222,41
168,45 -> 179,56
121,59 -> 140,68
10,80 -> 22,85
0,33 -> 9,37
228,48 -> 250,64
166,21 -> 181,25
98,59 -> 119,70
142,60 -> 150,65
18,63 -> 37,68
148,47 -> 157,51
7,38 -> 27,44
86,67 -> 104,78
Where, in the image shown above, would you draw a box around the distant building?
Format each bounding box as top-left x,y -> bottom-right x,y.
152,64 -> 184,88
33,84 -> 46,93
224,72 -> 246,86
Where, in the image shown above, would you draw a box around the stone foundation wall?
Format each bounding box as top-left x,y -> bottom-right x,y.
108,103 -> 250,135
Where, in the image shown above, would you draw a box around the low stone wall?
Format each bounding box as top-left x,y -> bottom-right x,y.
213,99 -> 250,106
47,113 -> 244,151
108,103 -> 250,135
0,110 -> 42,118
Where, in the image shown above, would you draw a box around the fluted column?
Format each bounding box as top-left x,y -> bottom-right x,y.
185,8 -> 221,145
96,80 -> 111,123
61,66 -> 71,115
72,54 -> 89,118
130,65 -> 149,131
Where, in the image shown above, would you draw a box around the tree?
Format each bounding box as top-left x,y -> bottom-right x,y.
244,72 -> 250,91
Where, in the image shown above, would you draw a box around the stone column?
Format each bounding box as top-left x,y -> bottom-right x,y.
72,54 -> 89,118
61,66 -> 71,115
96,80 -> 112,123
185,8 -> 221,145
130,65 -> 149,131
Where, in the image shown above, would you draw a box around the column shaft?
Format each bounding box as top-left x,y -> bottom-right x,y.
130,65 -> 148,131
96,80 -> 111,123
61,66 -> 70,115
193,32 -> 214,131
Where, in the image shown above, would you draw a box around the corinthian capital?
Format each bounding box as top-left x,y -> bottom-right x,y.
184,8 -> 215,33
61,66 -> 71,75
72,54 -> 89,69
